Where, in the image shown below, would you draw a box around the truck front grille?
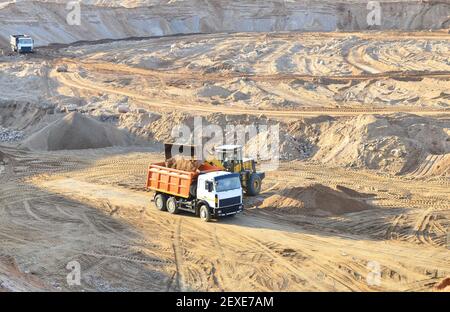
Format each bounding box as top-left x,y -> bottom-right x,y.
219,196 -> 241,207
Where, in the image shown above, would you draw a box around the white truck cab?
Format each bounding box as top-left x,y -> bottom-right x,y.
10,35 -> 34,53
197,171 -> 243,218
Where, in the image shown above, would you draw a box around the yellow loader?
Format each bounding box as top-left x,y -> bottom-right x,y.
209,145 -> 265,196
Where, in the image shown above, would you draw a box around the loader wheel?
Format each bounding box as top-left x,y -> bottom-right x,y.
199,205 -> 211,222
167,197 -> 179,214
154,194 -> 167,211
247,174 -> 262,196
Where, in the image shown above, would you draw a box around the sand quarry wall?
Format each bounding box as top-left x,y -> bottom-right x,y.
120,111 -> 449,176
0,1 -> 449,47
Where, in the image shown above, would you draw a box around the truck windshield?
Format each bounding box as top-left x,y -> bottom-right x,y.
215,176 -> 241,192
19,39 -> 32,44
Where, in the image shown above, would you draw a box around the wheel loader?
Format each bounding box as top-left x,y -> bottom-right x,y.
163,143 -> 265,196
210,145 -> 265,196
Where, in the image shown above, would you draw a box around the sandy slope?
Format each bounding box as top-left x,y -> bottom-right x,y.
0,0 -> 449,48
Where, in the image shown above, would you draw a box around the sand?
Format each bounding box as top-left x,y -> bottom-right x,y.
0,149 -> 443,291
49,33 -> 450,112
0,1 -> 448,292
260,184 -> 374,217
165,157 -> 203,172
246,113 -> 450,175
1,1 -> 449,48
21,112 -> 133,150
0,255 -> 49,291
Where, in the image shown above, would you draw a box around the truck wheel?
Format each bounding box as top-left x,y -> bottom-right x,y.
166,197 -> 179,214
154,193 -> 167,211
247,174 -> 262,196
199,205 -> 211,222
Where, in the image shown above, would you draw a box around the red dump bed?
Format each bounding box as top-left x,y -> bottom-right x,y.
146,162 -> 221,199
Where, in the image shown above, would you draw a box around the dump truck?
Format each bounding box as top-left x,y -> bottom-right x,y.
10,35 -> 34,53
146,160 -> 244,222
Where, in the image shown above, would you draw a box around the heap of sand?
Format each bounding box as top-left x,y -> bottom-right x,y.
246,113 -> 450,175
260,184 -> 374,217
165,157 -> 203,172
21,112 -> 133,151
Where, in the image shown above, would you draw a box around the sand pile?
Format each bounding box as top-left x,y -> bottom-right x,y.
260,184 -> 373,217
165,157 -> 203,172
311,114 -> 450,175
245,116 -> 326,161
146,112 -> 449,176
21,112 -> 132,151
248,113 -> 449,175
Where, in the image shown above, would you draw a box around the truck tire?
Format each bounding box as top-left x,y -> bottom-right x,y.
199,205 -> 211,222
166,197 -> 179,214
154,193 -> 167,211
247,173 -> 262,196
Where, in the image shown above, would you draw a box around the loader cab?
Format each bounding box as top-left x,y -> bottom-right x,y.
213,144 -> 264,196
214,145 -> 245,173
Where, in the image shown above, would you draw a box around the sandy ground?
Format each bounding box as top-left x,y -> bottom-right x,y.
0,146 -> 448,291
0,29 -> 449,291
51,32 -> 450,112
